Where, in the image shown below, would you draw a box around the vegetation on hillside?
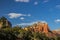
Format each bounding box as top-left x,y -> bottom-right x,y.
0,17 -> 60,40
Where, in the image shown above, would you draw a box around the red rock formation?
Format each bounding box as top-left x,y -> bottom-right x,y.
30,22 -> 50,33
43,23 -> 50,33
24,22 -> 59,37
26,22 -> 57,37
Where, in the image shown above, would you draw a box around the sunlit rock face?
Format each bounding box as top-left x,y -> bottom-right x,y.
0,22 -> 3,28
29,22 -> 51,33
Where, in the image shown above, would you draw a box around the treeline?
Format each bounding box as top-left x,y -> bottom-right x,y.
0,16 -> 60,40
0,26 -> 60,40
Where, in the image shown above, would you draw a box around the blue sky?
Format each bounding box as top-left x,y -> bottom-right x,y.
0,0 -> 60,30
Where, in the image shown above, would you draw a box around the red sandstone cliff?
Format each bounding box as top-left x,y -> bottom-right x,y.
24,22 -> 57,37
30,22 -> 50,33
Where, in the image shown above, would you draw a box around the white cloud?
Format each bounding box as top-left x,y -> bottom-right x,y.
55,19 -> 60,23
20,17 -> 25,20
8,13 -> 31,18
17,22 -> 37,26
17,20 -> 47,26
43,0 -> 49,3
8,13 -> 25,18
34,2 -> 38,5
15,0 -> 29,2
28,14 -> 31,16
40,21 -> 47,24
17,21 -> 36,26
56,5 -> 60,9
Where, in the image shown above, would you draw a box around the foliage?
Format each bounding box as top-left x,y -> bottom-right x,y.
0,17 -> 60,40
0,26 -> 60,40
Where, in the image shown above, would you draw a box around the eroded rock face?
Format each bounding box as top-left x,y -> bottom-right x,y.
30,22 -> 50,33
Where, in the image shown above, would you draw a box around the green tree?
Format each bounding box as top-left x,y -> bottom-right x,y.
0,29 -> 17,40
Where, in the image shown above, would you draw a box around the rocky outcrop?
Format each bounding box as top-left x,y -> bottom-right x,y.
24,22 -> 56,37
29,22 -> 51,33
0,17 -> 12,28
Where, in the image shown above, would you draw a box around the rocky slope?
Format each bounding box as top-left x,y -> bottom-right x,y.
53,29 -> 60,36
0,17 -> 12,28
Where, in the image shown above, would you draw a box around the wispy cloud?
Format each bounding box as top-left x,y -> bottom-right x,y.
20,17 -> 25,20
34,2 -> 38,5
27,14 -> 31,16
43,0 -> 49,3
56,5 -> 60,9
55,19 -> 60,23
15,0 -> 30,2
17,20 -> 47,26
8,13 -> 31,18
